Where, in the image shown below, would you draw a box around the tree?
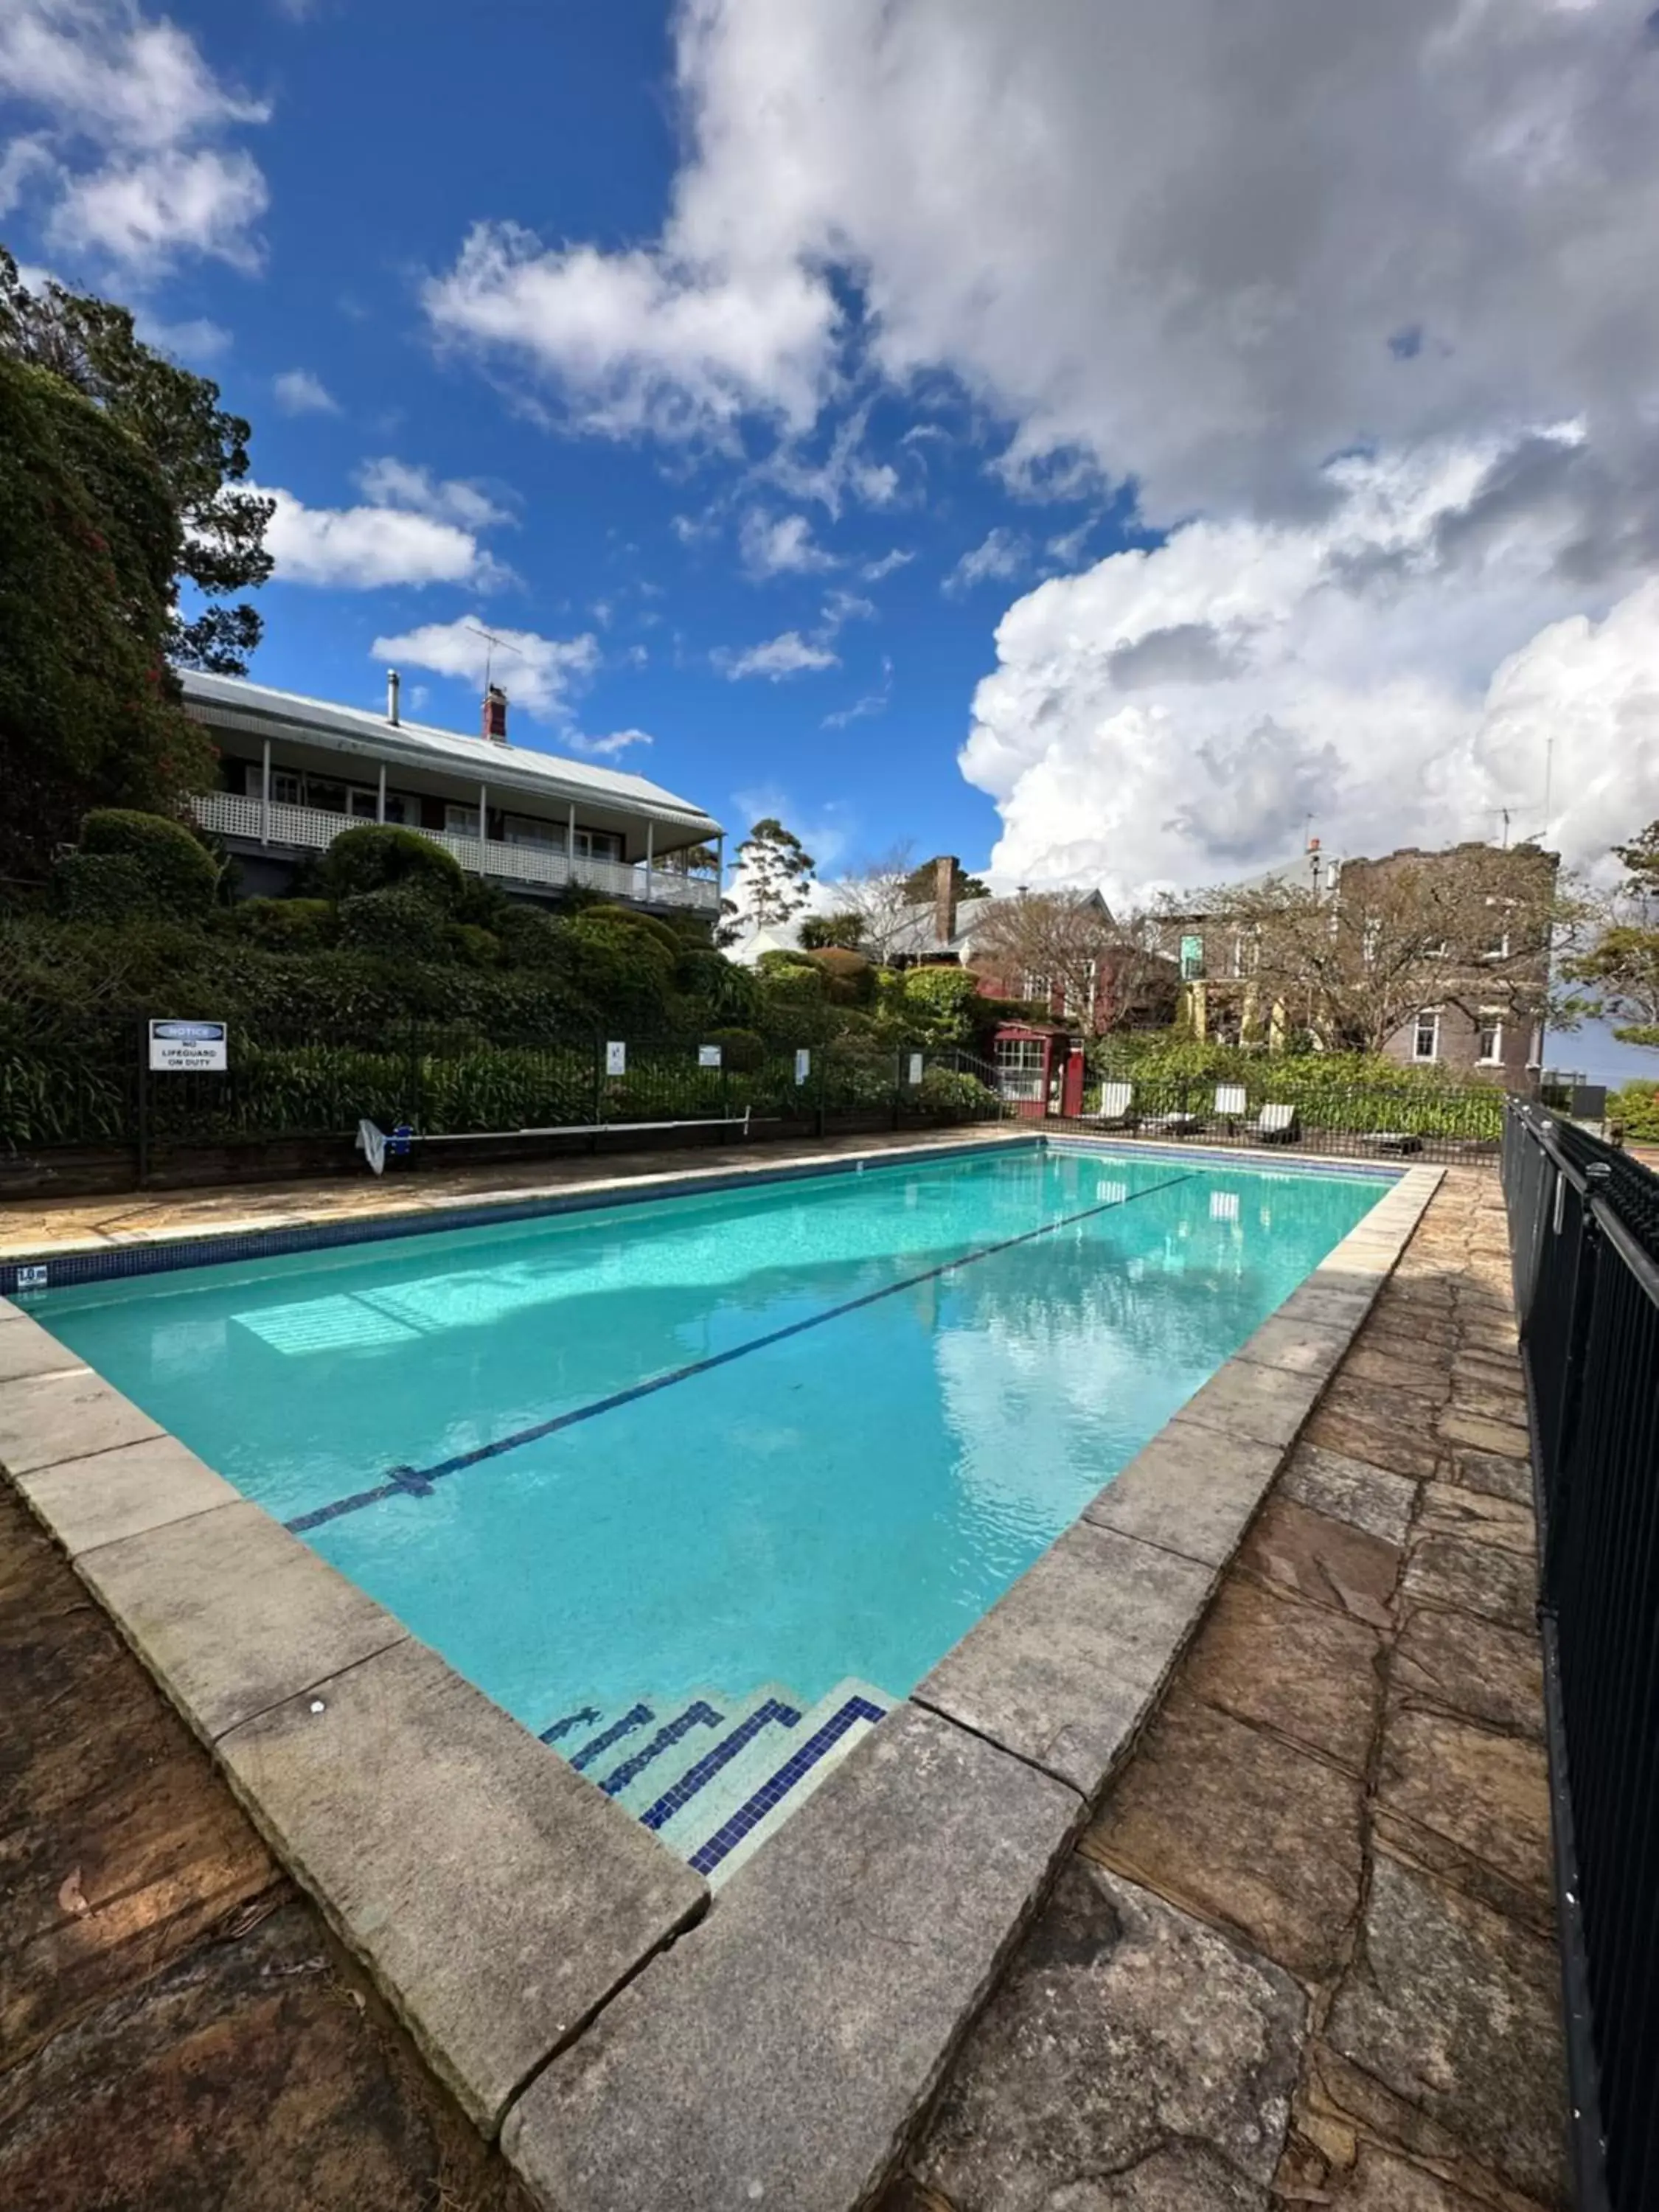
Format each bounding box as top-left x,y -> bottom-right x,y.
731,816 -> 816,928
967,891 -> 1130,1030
799,911 -> 866,950
902,856 -> 990,905
0,354 -> 217,879
0,251 -> 272,672
1563,820 -> 1659,1047
832,842 -> 922,961
1202,844 -> 1574,1054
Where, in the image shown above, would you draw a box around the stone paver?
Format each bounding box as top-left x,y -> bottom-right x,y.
13,1432 -> 240,1557
1180,1573 -> 1382,1771
907,1860 -> 1304,2211
1400,1531 -> 1535,1632
0,1486 -> 532,2212
0,1318 -> 86,1384
1084,1417 -> 1283,1569
917,1520 -> 1215,1797
1377,1708 -> 1551,1906
1082,1686 -> 1365,1982
1279,1442 -> 1417,1548
223,1635 -> 706,2133
76,1500 -> 409,1742
1326,1854 -> 1566,2208
1391,1604 -> 1543,1739
1178,1357 -> 1325,1452
504,1703 -> 1080,2212
1238,1493 -> 1401,1629
0,1368 -> 162,1475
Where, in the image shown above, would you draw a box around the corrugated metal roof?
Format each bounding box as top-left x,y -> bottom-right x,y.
178,669 -> 722,837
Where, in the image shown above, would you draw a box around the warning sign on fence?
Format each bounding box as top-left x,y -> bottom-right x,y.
605,1040 -> 627,1076
698,1044 -> 723,1068
148,1019 -> 227,1073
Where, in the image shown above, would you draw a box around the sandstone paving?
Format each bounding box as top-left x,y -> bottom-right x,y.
894,1171 -> 1565,2212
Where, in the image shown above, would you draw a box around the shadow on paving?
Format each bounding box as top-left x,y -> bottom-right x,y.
0,1489 -> 532,2212
883,1168 -> 1570,2212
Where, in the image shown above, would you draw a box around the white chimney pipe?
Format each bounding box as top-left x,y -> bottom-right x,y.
386,669 -> 400,726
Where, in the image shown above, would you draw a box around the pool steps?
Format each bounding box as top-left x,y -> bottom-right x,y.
546,1677 -> 894,1882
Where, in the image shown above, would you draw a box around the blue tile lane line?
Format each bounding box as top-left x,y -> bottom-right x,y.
568,1702 -> 652,1771
640,1697 -> 804,1832
598,1701 -> 722,1797
0,1135 -> 1031,1297
688,1696 -> 888,1877
537,1703 -> 602,1745
282,1171 -> 1199,1535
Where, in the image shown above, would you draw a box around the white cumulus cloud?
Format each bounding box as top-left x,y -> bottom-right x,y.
739,509 -> 835,578
354,456 -> 509,532
944,526 -> 1030,596
273,367 -> 338,415
717,630 -> 840,681
568,728 -> 655,757
254,483 -> 509,591
1,0 -> 271,274
370,619 -> 601,723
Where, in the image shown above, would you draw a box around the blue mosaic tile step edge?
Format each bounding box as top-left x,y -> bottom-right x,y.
539,1680 -> 895,1880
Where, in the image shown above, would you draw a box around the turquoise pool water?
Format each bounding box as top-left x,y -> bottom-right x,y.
34,1144 -> 1382,1731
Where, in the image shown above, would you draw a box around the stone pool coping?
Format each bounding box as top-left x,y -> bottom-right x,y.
0,1133 -> 1441,2208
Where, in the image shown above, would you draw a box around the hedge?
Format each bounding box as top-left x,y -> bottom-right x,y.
321,824 -> 467,910
80,809 -> 219,917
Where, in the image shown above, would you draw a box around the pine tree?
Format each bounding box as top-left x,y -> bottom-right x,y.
734,817 -> 816,928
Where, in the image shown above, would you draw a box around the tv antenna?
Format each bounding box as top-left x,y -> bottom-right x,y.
1493,806 -> 1512,849
463,621 -> 523,694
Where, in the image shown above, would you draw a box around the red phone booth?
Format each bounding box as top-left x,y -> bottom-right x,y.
991,1023 -> 1083,1119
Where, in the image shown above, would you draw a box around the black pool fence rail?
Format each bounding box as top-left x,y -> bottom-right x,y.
1503,1100 -> 1659,2212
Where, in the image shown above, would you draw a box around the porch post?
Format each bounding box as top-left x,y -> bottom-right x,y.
376,762 -> 386,824
260,738 -> 271,845
568,801 -> 577,885
479,780 -> 488,875
644,819 -> 653,905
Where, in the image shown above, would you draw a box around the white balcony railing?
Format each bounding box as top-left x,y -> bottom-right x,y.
190,790 -> 721,912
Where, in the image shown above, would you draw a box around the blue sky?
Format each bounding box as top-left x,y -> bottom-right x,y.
1,0 -> 1150,878
4,0 -> 1658,988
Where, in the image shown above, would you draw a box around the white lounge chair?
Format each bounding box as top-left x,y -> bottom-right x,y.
1085,1080 -> 1135,1128
1251,1101 -> 1298,1144
1214,1084 -> 1248,1122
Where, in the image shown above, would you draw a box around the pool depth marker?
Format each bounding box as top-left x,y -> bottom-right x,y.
287,1172 -> 1197,1534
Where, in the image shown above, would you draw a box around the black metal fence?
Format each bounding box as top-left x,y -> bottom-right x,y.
1048,1073 -> 1506,1165
0,1012 -> 1007,1189
1503,1101 -> 1659,2212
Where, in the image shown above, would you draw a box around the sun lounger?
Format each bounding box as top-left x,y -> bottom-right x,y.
1251,1102 -> 1298,1144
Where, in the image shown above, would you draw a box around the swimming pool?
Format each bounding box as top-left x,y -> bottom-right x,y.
32,1141 -> 1386,1876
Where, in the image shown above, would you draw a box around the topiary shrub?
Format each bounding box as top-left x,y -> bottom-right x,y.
80,808 -> 218,917
584,903 -> 683,958
558,911 -> 678,1021
321,824 -> 466,911
49,851 -> 156,922
229,897 -> 336,951
803,946 -> 875,1007
898,964 -> 983,1046
675,947 -> 760,1023
448,922 -> 503,969
336,885 -> 453,963
495,902 -> 566,967
705,1026 -> 766,1072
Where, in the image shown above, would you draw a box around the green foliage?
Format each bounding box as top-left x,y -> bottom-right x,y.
448,922 -> 503,970
734,816 -> 815,928
799,911 -> 866,950
893,964 -> 983,1046
494,901 -> 565,967
0,355 -> 215,877
901,858 -> 990,904
802,947 -> 876,1006
1614,1023 -> 1659,1049
229,897 -> 336,951
321,825 -> 467,911
1609,1079 -> 1659,1141
0,249 -> 272,673
584,903 -> 683,957
705,1026 -> 766,1073
557,911 -> 678,1023
915,1066 -> 1001,1117
50,852 -> 156,924
674,947 -> 759,1023
336,886 -> 453,963
80,808 -> 218,917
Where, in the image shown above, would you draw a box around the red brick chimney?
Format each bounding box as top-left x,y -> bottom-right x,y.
933,853 -> 959,948
482,684 -> 509,744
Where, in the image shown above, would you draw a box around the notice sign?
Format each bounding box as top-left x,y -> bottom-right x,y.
908,1052 -> 924,1086
149,1019 -> 227,1073
605,1040 -> 627,1077
794,1048 -> 811,1086
698,1043 -> 723,1068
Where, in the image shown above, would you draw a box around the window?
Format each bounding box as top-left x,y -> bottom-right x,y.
993,1037 -> 1046,1102
270,770 -> 302,806
1476,1013 -> 1503,1065
445,804 -> 480,837
505,813 -> 564,850
1020,970 -> 1051,1003
1413,1009 -> 1441,1063
1179,933 -> 1204,981
574,827 -> 625,863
